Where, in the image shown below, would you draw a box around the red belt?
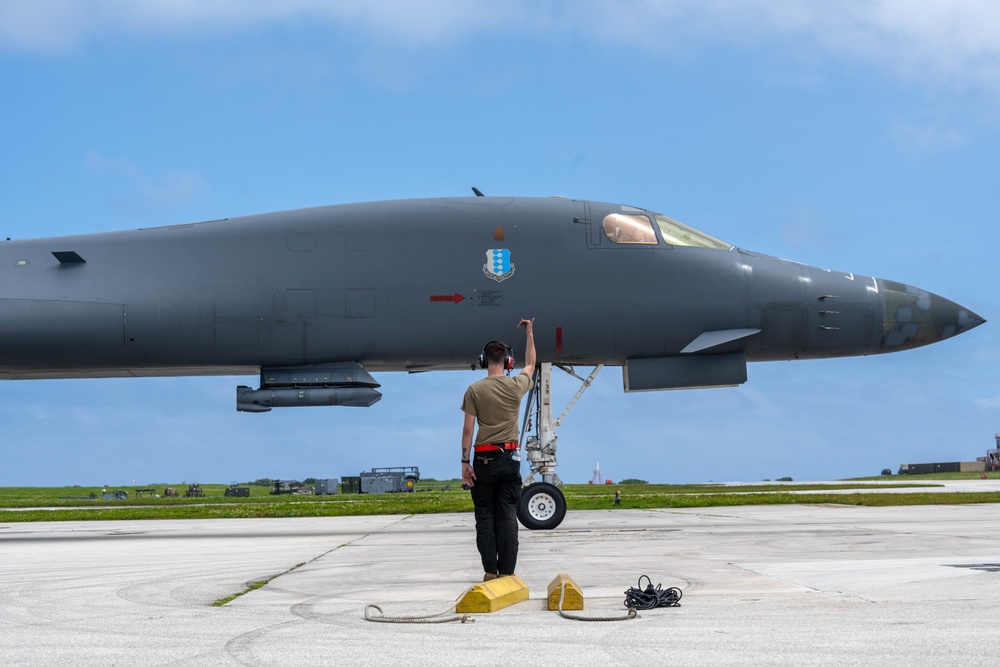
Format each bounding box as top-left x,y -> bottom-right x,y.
474,441 -> 519,453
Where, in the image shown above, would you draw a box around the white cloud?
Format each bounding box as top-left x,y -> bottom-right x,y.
568,1 -> 1000,89
779,205 -> 844,250
84,152 -> 205,218
0,0 -> 525,52
887,120 -> 967,155
3,1 -> 1000,91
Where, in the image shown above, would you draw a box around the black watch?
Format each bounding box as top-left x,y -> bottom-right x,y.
461,458 -> 470,464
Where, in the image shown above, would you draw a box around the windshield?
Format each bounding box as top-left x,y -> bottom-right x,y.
601,213 -> 658,244
653,213 -> 733,250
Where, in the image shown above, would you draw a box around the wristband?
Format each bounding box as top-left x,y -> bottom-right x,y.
461,459 -> 470,464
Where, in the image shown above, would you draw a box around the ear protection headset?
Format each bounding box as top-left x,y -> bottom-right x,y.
479,340 -> 515,371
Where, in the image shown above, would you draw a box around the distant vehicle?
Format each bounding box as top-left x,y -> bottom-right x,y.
224,483 -> 250,497
881,468 -> 892,476
270,480 -> 308,495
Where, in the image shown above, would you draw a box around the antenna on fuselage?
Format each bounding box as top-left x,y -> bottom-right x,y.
472,187 -> 485,197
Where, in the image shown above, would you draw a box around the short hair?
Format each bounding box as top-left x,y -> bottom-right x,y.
484,341 -> 509,366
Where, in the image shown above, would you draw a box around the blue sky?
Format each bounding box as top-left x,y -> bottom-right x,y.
1,1 -> 997,487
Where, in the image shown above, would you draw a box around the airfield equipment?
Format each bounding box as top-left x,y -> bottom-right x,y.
359,467 -> 419,494
314,479 -> 338,495
224,483 -> 250,497
591,462 -> 604,485
270,480 -> 309,495
59,492 -> 98,501
980,434 -> 1000,472
898,462 -> 984,474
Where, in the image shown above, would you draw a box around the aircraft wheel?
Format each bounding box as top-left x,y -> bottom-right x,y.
517,482 -> 566,530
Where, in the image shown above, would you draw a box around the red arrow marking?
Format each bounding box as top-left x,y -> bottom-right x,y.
430,293 -> 465,303
555,326 -> 563,355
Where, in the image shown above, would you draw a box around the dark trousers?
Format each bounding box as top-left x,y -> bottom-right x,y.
470,451 -> 521,575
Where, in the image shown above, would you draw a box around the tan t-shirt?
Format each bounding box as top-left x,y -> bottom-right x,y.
461,373 -> 533,445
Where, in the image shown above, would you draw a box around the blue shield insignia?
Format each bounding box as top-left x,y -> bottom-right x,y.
483,249 -> 515,282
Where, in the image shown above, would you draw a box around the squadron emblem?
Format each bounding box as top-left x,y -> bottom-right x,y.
483,249 -> 515,282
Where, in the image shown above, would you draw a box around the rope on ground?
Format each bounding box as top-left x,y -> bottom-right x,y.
364,586 -> 477,624
623,575 -> 682,610
555,582 -> 638,622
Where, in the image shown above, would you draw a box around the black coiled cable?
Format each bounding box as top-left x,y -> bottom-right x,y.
623,575 -> 682,610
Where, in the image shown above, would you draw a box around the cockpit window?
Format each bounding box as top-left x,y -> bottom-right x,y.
602,213 -> 658,244
653,213 -> 733,250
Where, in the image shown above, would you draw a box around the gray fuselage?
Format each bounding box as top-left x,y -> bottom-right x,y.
0,197 -> 983,387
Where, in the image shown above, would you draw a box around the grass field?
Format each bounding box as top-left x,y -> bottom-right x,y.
1,474 -> 997,523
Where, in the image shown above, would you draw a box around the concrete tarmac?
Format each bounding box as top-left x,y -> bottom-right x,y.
2,498 -> 1000,666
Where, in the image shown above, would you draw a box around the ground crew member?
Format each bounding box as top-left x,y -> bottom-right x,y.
461,318 -> 536,581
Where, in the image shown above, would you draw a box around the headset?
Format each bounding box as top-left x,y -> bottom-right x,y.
479,340 -> 515,372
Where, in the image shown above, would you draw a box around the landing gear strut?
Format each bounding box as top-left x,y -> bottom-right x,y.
516,362 -> 603,530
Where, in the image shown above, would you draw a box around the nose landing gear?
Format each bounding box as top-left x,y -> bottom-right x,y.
516,362 -> 603,530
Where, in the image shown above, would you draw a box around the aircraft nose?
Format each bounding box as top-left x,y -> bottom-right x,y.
878,279 -> 985,352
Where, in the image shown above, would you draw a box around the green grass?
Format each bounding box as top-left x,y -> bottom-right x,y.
1,475 -> 996,523
0,483 -> 316,507
212,562 -> 306,606
212,577 -> 275,607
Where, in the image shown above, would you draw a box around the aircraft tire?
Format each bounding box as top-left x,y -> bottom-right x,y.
516,482 -> 566,530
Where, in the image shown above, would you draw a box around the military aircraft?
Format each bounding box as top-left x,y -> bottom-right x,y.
0,194 -> 984,528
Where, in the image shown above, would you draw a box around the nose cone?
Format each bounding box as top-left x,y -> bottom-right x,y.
878,279 -> 985,352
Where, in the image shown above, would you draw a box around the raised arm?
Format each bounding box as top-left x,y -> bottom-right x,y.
519,318 -> 536,377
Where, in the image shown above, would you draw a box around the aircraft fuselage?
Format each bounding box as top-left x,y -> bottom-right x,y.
0,197 -> 983,393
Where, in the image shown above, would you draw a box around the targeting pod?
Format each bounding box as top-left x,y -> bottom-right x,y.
237,362 -> 381,412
